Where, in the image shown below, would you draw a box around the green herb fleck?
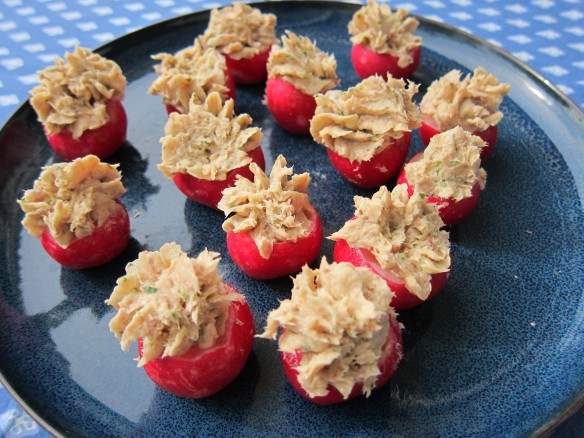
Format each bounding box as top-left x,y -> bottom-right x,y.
142,286 -> 158,294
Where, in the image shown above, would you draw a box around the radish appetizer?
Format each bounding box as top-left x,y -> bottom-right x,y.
148,40 -> 236,115
397,126 -> 487,226
218,155 -> 323,280
260,258 -> 403,405
106,243 -> 255,399
158,92 -> 265,209
310,74 -> 421,189
265,31 -> 340,135
330,184 -> 451,309
17,155 -> 130,269
419,67 -> 511,159
29,46 -> 127,160
348,0 -> 422,80
200,2 -> 277,84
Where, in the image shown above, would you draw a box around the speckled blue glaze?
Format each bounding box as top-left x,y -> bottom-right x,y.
1,2 -> 583,437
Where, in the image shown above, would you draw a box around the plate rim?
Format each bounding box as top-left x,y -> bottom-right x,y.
1,1 -> 583,437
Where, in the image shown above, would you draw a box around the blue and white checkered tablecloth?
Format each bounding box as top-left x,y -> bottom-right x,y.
1,1 -> 583,437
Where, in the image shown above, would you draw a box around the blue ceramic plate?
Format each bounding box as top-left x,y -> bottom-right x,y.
1,2 -> 583,437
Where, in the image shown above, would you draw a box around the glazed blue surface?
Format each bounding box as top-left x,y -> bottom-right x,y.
1,2 -> 583,437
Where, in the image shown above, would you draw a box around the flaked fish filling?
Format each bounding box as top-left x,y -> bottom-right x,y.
200,2 -> 277,60
30,46 -> 126,139
420,67 -> 511,132
149,40 -> 230,114
218,155 -> 312,259
405,127 -> 487,201
260,258 -> 397,399
348,0 -> 422,68
17,155 -> 126,248
158,92 -> 263,181
329,184 -> 450,301
310,75 -> 422,162
267,30 -> 340,96
106,243 -> 237,367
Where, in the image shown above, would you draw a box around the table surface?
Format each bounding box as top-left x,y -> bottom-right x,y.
0,0 -> 583,437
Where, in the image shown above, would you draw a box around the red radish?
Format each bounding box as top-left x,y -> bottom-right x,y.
46,99 -> 127,160
351,44 -> 421,80
226,204 -> 323,280
397,152 -> 483,226
280,313 -> 402,404
333,237 -> 449,309
173,146 -> 265,209
326,132 -> 411,189
265,77 -> 317,135
420,115 -> 497,160
165,104 -> 180,116
225,48 -> 271,85
40,199 -> 130,269
199,2 -> 276,84
139,283 -> 255,399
